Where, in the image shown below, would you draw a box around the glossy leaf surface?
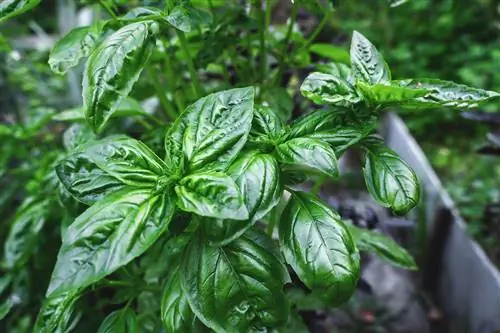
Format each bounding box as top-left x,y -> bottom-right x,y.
276,138 -> 339,178
357,81 -> 429,105
34,289 -> 82,333
204,152 -> 282,245
250,105 -> 284,140
97,308 -> 138,333
350,31 -> 390,85
175,171 -> 248,220
56,135 -> 167,205
394,78 -> 500,109
300,72 -> 360,106
166,4 -> 212,32
83,21 -> 158,132
49,23 -> 104,75
279,191 -> 360,304
47,188 -> 175,297
166,87 -> 254,173
62,124 -> 95,152
363,140 -> 420,215
181,229 -> 290,332
347,224 -> 417,269
161,268 -> 208,332
0,0 -> 40,23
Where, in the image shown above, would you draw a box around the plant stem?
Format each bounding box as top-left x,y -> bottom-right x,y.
274,1 -> 299,85
301,10 -> 334,51
146,67 -> 177,120
97,0 -> 118,19
177,31 -> 203,98
257,0 -> 268,82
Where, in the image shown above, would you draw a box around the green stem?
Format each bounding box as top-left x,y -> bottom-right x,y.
146,67 -> 177,120
257,0 -> 268,82
177,31 -> 203,98
208,0 -> 216,21
274,1 -> 299,85
98,0 -> 118,19
301,10 -> 334,51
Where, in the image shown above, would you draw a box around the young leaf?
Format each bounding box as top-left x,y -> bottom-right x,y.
3,197 -> 50,269
362,139 -> 420,215
0,0 -> 40,23
275,138 -> 339,178
34,289 -> 82,333
305,126 -> 374,156
83,21 -> 158,132
316,62 -> 353,83
356,81 -> 429,106
166,87 -> 254,173
261,86 -> 294,122
300,72 -> 361,106
350,31 -> 390,85
62,124 -> 95,152
286,108 -> 347,140
250,105 -> 285,140
166,4 -> 212,32
393,78 -> 500,109
46,188 -> 175,297
56,135 -> 168,205
161,268 -> 208,332
49,23 -> 104,75
279,191 -> 360,304
347,224 -> 417,269
175,171 -> 248,220
204,152 -> 282,245
97,308 -> 138,333
181,229 -> 290,332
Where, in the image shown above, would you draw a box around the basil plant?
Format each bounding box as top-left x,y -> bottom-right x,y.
2,2 -> 499,333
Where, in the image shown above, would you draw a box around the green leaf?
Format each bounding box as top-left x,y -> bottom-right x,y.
250,104 -> 285,140
0,299 -> 13,321
56,135 -> 168,205
276,138 -> 338,178
46,187 -> 175,297
309,43 -> 350,64
161,268 -> 209,332
357,81 -> 429,106
316,62 -> 353,83
0,0 -> 40,23
350,31 -> 390,85
34,289 -> 82,333
63,124 -> 95,152
166,87 -> 254,173
389,0 -> 410,7
4,197 -> 50,269
175,171 -> 248,220
181,229 -> 290,332
166,4 -> 212,32
49,23 -> 104,75
286,109 -> 347,140
97,308 -> 138,333
393,78 -> 500,109
83,21 -> 158,132
362,139 -> 420,215
204,152 -> 282,245
261,86 -> 293,122
347,224 -> 417,269
279,191 -> 360,304
300,72 -> 360,106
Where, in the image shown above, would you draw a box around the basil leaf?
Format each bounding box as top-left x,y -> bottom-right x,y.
83,21 -> 158,132
309,44 -> 350,64
286,109 -> 347,140
357,81 -> 430,106
166,5 -> 212,32
3,197 -> 50,269
62,124 -> 95,152
181,229 -> 290,332
250,105 -> 284,140
362,140 -> 420,215
261,86 -> 293,122
347,224 -> 417,269
0,299 -> 13,321
56,135 -> 168,205
350,31 -> 390,85
393,78 -> 500,109
316,62 -> 353,83
0,0 -> 40,23
161,268 -> 209,332
305,126 -> 374,156
34,289 -> 82,333
204,152 -> 282,245
279,191 -> 360,304
166,87 -> 254,173
175,171 -> 248,220
49,23 -> 104,75
97,308 -> 138,333
46,187 -> 175,297
300,72 -> 361,106
276,138 -> 338,178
